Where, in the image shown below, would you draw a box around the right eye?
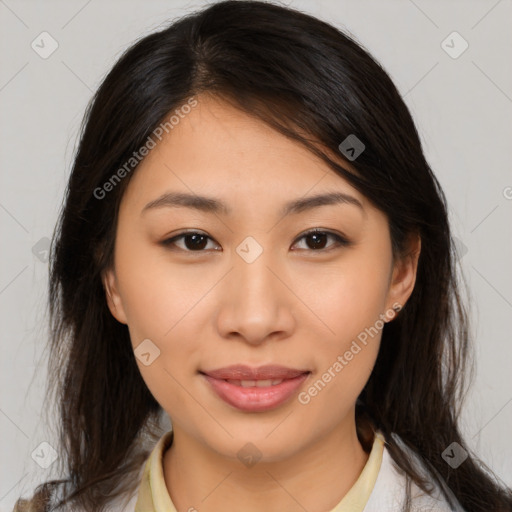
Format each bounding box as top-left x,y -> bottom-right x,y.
160,231 -> 221,252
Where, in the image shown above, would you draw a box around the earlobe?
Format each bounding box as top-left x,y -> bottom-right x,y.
101,268 -> 128,325
385,233 -> 421,319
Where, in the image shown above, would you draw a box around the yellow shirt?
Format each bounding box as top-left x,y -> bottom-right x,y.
134,430 -> 385,512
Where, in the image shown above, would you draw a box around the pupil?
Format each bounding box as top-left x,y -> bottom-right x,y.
308,233 -> 326,249
186,234 -> 207,250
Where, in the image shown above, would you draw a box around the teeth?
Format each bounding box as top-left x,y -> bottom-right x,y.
226,379 -> 284,387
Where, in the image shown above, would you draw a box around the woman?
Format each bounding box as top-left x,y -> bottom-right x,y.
13,1 -> 512,511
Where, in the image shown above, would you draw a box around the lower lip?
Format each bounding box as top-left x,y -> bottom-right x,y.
201,373 -> 310,412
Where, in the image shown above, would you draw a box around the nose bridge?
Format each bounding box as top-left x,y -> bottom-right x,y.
217,233 -> 294,343
234,234 -> 283,303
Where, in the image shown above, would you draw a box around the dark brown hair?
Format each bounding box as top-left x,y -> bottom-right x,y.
14,1 -> 512,511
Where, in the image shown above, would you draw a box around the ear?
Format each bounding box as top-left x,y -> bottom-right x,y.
101,267 -> 128,325
384,233 -> 421,321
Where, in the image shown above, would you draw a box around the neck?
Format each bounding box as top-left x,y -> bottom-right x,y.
163,418 -> 372,512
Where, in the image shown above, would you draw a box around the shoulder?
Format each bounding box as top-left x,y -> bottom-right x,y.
363,440 -> 464,512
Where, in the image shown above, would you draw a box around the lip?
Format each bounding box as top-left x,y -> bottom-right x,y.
200,365 -> 311,412
201,364 -> 309,380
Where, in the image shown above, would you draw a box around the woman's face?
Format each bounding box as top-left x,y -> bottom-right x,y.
103,94 -> 419,462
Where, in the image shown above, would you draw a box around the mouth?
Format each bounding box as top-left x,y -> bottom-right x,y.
200,364 -> 310,381
199,365 -> 311,412
217,378 -> 289,387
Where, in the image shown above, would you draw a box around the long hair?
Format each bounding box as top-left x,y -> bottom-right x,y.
14,1 -> 512,511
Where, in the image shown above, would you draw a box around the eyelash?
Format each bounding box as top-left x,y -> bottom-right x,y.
160,228 -> 351,254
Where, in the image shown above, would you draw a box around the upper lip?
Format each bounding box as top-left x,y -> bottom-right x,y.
201,365 -> 310,380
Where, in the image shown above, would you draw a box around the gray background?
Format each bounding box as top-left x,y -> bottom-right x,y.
1,0 -> 511,509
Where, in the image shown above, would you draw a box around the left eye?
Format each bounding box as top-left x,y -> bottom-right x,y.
293,229 -> 350,251
161,229 -> 350,253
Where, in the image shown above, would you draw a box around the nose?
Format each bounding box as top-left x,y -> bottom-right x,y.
215,240 -> 296,346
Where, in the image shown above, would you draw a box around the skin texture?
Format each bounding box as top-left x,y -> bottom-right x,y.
103,94 -> 421,512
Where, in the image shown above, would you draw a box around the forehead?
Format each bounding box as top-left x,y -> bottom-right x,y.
121,94 -> 369,215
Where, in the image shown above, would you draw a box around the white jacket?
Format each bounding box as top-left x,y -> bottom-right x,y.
362,443 -> 462,511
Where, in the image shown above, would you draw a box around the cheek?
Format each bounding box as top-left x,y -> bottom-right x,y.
301,249 -> 391,342
296,250 -> 390,407
113,232 -> 212,408
297,276 -> 384,420
119,264 -> 206,418
114,229 -> 212,341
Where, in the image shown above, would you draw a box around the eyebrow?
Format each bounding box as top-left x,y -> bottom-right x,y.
141,190 -> 364,217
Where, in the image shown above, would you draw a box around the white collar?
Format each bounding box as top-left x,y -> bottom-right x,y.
364,442 -> 463,511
